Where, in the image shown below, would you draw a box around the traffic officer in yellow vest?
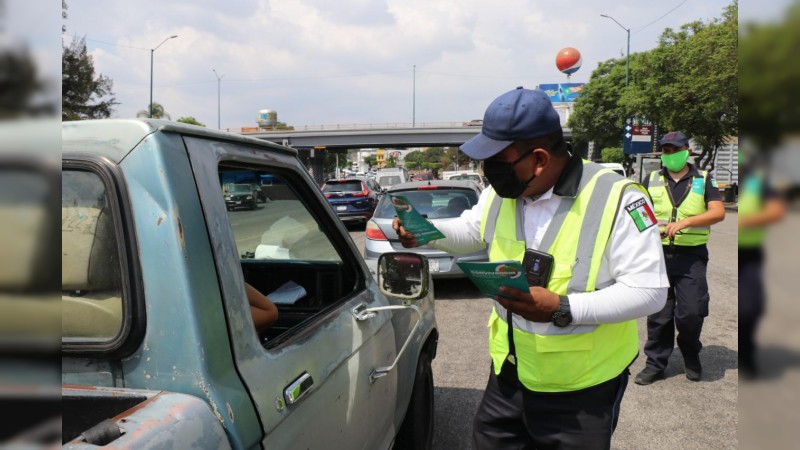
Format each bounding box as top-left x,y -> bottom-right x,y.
634,131 -> 726,386
738,150 -> 785,379
393,87 -> 669,449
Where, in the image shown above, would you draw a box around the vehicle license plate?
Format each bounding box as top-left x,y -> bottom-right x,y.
337,205 -> 347,211
428,258 -> 439,272
235,201 -> 241,205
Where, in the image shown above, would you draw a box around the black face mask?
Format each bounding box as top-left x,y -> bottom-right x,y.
483,150 -> 537,198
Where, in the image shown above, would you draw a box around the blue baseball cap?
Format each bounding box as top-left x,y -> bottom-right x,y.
659,131 -> 689,149
460,87 -> 562,160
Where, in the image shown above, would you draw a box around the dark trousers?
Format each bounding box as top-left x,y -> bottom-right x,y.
644,250 -> 710,371
472,364 -> 629,450
739,248 -> 765,372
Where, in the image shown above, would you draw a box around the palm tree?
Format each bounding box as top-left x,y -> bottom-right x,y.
136,102 -> 171,120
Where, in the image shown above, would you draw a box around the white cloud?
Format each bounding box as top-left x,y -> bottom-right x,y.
65,0 -> 736,129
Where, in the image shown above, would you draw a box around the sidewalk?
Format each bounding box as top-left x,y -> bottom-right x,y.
723,202 -> 737,212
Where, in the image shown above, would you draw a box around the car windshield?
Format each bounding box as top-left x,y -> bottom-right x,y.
230,184 -> 252,193
375,189 -> 478,219
322,180 -> 364,192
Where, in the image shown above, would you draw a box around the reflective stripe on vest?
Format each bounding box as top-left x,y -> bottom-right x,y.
648,170 -> 710,246
479,160 -> 641,392
738,173 -> 767,248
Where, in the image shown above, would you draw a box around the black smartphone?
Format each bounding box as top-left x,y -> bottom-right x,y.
522,249 -> 555,288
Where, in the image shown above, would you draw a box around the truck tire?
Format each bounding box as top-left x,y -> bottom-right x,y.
394,352 -> 433,450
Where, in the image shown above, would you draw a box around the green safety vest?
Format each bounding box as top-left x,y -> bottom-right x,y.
738,174 -> 767,248
647,170 -> 710,246
479,161 -> 641,392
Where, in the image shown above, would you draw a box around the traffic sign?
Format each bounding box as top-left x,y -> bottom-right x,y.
623,119 -> 660,154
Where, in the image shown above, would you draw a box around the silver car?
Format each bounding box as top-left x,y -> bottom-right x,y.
365,180 -> 489,278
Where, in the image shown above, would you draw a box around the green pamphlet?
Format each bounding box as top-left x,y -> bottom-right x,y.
457,260 -> 530,299
390,194 -> 445,245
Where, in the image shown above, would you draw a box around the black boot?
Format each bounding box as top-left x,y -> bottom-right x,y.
684,353 -> 702,381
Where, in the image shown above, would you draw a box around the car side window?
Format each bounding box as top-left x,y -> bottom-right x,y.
218,163 -> 360,345
61,169 -> 124,343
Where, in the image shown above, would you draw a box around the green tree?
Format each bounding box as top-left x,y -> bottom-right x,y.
404,150 -> 426,170
136,102 -> 170,120
600,147 -> 625,163
740,2 -> 800,147
177,116 -> 205,127
0,49 -> 51,118
621,2 -> 738,170
62,37 -> 118,120
568,58 -> 631,150
363,154 -> 377,168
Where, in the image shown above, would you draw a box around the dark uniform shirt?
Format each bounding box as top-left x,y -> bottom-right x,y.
643,164 -> 722,255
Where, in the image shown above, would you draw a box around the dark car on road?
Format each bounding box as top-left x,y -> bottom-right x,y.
364,180 -> 488,278
321,176 -> 382,224
224,183 -> 258,210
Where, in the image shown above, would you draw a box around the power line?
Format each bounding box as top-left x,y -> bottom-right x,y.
67,33 -> 149,50
633,0 -> 690,35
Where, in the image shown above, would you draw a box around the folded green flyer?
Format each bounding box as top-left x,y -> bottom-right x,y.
390,194 -> 445,245
457,260 -> 530,299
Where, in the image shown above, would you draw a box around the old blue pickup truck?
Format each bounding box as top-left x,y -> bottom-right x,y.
61,120 -> 438,449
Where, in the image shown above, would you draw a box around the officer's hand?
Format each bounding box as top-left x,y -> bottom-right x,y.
392,216 -> 419,248
664,220 -> 689,239
495,286 -> 560,323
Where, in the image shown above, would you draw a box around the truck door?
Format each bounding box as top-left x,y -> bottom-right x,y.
185,136 -> 400,449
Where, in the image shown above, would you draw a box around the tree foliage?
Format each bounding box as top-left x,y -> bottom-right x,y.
568,58 -> 630,150
62,37 -> 118,121
569,2 -> 738,170
601,147 -> 625,163
0,49 -> 51,118
136,102 -> 171,120
177,116 -> 205,127
739,2 -> 800,148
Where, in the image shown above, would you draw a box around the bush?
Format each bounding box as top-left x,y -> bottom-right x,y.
601,147 -> 625,163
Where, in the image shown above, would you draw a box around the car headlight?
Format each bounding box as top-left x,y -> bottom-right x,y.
246,195 -> 253,199
224,195 -> 231,200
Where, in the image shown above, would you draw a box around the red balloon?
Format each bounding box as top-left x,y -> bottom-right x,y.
556,47 -> 582,75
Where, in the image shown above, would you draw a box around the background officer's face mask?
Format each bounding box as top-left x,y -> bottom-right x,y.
661,149 -> 689,172
483,150 -> 536,198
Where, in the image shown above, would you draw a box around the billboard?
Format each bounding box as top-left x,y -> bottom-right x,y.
538,83 -> 586,103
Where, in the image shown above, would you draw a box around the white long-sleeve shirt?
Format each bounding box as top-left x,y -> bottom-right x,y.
431,186 -> 669,325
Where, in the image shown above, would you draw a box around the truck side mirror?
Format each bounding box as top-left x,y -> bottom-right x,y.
377,253 -> 430,300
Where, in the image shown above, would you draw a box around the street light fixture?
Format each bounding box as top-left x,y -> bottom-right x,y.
600,14 -> 630,87
149,35 -> 178,118
213,69 -> 225,129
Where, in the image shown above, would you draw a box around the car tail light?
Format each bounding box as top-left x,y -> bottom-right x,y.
366,221 -> 388,240
351,188 -> 369,197
418,185 -> 438,190
324,193 -> 331,198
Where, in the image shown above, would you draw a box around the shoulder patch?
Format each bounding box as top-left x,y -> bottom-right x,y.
711,178 -> 718,188
625,198 -> 657,232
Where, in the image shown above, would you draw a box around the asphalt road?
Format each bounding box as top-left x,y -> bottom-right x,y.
350,211 -> 739,450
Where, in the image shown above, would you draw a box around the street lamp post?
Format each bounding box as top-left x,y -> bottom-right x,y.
600,14 -> 630,87
149,35 -> 178,118
213,69 -> 225,129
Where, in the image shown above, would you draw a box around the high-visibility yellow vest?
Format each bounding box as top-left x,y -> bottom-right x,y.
738,173 -> 767,248
647,170 -> 710,246
479,160 -> 641,392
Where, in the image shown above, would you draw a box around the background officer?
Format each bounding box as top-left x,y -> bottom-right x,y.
635,131 -> 726,385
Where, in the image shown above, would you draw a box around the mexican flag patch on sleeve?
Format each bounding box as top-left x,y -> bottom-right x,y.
625,198 -> 657,232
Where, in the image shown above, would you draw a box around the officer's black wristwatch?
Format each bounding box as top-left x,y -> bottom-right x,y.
551,295 -> 573,327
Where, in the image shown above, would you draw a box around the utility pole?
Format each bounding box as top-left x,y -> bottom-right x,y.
149,35 -> 178,118
213,69 -> 225,129
412,65 -> 416,128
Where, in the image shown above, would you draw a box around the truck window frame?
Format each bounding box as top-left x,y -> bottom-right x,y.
61,157 -> 146,357
183,136 -> 369,349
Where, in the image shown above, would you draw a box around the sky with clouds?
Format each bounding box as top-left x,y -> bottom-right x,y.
59,1 -> 749,130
